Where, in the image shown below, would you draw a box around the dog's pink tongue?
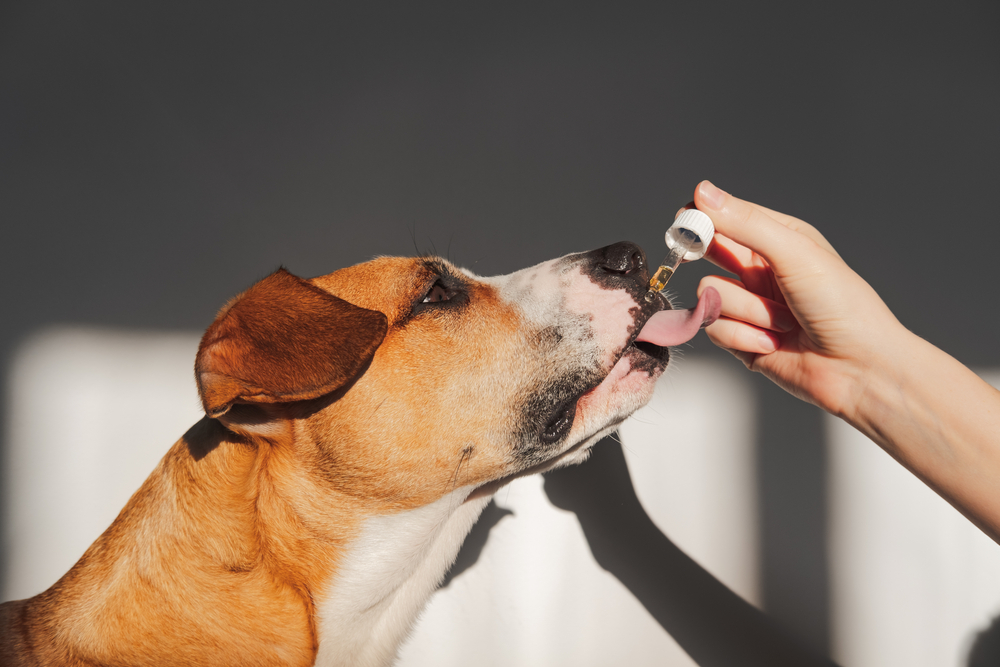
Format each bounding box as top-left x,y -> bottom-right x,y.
636,287 -> 722,347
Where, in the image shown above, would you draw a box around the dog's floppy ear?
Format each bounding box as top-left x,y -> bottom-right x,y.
195,268 -> 388,419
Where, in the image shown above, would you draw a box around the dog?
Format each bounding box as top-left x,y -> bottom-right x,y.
0,241 -> 719,666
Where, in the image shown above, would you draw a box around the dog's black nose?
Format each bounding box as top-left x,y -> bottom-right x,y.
597,241 -> 646,276
582,241 -> 650,294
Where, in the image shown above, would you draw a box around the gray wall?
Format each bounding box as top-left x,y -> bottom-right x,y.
2,0 -> 998,662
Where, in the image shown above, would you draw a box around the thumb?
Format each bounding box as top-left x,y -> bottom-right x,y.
694,181 -> 824,275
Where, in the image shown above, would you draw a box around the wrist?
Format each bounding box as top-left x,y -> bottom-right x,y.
833,322 -> 923,432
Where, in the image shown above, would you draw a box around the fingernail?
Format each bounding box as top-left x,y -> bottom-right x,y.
698,181 -> 726,210
757,332 -> 778,353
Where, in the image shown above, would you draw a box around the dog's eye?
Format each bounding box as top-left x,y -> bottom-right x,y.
422,280 -> 452,304
412,274 -> 467,315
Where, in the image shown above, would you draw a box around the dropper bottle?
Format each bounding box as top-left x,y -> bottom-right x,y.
644,209 -> 715,301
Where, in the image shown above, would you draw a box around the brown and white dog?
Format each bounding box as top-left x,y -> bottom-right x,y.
0,241 -> 719,666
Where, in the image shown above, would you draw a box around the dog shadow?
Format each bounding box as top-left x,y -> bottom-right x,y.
449,435 -> 838,667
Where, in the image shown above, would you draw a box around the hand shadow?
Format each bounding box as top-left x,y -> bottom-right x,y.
543,435 -> 839,667
967,612 -> 1000,666
440,499 -> 513,588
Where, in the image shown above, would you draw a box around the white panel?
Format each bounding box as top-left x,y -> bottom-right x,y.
3,327 -> 203,601
399,358 -> 758,666
398,473 -> 683,667
828,370 -> 1000,667
620,358 -> 759,606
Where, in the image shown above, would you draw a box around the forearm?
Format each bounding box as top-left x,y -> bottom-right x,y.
843,328 -> 1000,542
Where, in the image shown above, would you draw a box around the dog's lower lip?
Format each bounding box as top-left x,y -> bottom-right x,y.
623,307 -> 671,363
633,340 -> 664,357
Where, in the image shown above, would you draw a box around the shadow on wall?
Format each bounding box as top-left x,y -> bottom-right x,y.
448,436 -> 837,667
967,614 -> 1000,667
440,501 -> 513,589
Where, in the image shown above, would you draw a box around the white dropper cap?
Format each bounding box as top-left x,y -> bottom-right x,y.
666,209 -> 715,261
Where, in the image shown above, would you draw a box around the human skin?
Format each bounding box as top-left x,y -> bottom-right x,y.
694,180 -> 1000,543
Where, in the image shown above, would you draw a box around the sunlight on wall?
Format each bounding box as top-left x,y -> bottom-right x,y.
620,360 -> 760,606
828,371 -> 1000,667
2,328 -> 203,601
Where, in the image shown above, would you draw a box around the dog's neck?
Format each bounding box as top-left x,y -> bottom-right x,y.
20,418 -> 487,667
313,489 -> 489,666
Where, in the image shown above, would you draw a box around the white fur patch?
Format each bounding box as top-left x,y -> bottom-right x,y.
483,258 -> 637,371
314,490 -> 491,667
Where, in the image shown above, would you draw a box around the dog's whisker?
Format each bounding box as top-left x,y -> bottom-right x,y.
451,445 -> 474,490
408,224 -> 421,257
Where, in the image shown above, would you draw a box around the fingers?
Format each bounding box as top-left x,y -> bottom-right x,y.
702,231 -> 761,277
693,181 -> 835,272
698,270 -> 797,365
699,275 -> 796,332
704,317 -> 781,357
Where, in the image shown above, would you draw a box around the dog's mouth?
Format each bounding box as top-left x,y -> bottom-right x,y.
538,285 -> 723,455
615,284 -> 722,370
634,286 -> 722,349
632,339 -> 668,361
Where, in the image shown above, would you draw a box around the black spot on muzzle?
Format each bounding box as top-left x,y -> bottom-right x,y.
576,241 -> 655,302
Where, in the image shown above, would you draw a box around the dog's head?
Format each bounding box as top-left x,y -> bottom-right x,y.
194,242 -> 717,507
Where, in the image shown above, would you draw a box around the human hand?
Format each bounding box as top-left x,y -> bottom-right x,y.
694,181 -> 909,419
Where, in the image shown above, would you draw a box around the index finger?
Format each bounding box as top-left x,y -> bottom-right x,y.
749,201 -> 840,258
690,192 -> 838,256
703,231 -> 760,277
693,181 -> 835,274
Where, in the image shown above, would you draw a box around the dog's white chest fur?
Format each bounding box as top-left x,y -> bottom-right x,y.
313,489 -> 490,667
